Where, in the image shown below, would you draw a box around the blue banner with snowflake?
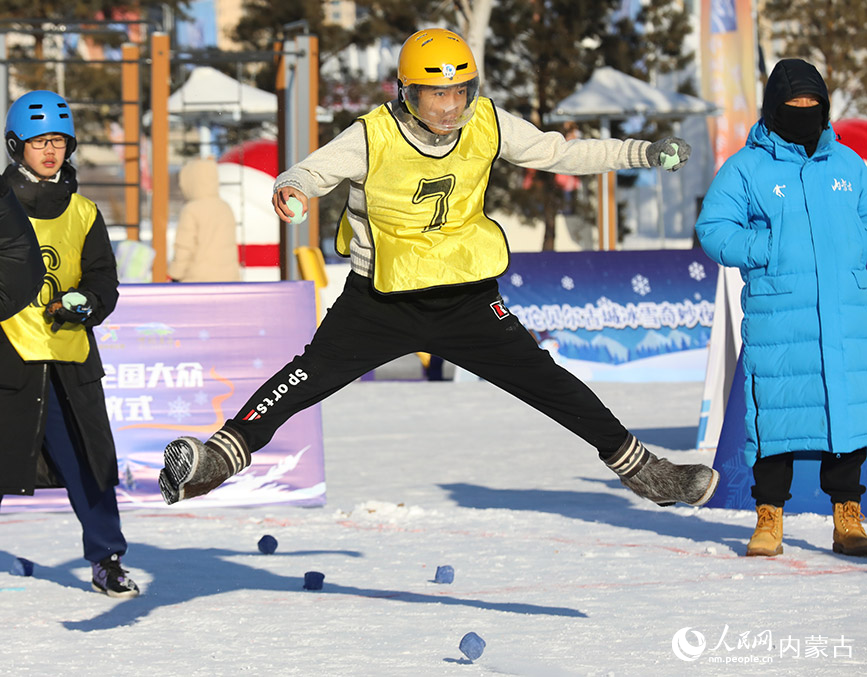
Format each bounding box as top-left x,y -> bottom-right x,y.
3,282 -> 326,513
500,250 -> 718,382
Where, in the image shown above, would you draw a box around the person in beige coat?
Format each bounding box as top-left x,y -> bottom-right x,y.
168,157 -> 241,282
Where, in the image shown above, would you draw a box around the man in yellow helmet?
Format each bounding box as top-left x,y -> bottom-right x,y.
159,28 -> 718,512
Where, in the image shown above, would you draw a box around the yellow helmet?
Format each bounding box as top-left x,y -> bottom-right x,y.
398,28 -> 481,132
398,28 -> 478,87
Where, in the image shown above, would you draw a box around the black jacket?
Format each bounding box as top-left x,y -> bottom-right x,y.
0,163 -> 120,496
0,175 -> 45,321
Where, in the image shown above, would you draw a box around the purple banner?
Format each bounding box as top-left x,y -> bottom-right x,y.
3,281 -> 325,512
500,250 -> 717,382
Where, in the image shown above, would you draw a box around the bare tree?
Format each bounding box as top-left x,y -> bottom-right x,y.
760,0 -> 867,119
452,0 -> 494,84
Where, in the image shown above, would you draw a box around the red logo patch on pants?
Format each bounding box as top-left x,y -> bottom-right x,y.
490,300 -> 510,320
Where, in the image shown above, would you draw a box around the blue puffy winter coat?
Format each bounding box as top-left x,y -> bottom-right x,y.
696,121 -> 867,464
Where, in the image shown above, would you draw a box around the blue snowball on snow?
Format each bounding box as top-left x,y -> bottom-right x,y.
459,632 -> 486,661
434,565 -> 454,583
257,535 -> 278,554
303,571 -> 325,590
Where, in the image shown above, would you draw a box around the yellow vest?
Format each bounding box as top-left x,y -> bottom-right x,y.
0,193 -> 97,362
338,98 -> 509,293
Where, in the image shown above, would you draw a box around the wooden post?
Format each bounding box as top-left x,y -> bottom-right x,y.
596,174 -> 605,250
274,41 -> 289,280
595,117 -> 617,251
150,32 -> 170,282
121,43 -> 140,241
274,41 -> 287,174
305,34 -> 319,251
595,173 -> 618,251
279,34 -> 320,279
607,170 -> 617,250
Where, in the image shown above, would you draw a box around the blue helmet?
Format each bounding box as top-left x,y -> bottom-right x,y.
5,90 -> 77,160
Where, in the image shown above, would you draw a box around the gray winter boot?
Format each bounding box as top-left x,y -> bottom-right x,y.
603,434 -> 719,507
159,427 -> 251,504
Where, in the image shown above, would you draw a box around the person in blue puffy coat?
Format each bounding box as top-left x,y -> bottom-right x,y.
696,59 -> 867,558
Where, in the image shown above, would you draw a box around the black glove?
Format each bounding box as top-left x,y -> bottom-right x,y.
44,289 -> 96,332
646,137 -> 691,171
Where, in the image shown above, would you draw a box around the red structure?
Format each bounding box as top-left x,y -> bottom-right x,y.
834,119 -> 867,160
219,139 -> 279,178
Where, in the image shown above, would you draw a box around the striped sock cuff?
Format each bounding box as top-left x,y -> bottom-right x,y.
604,434 -> 650,479
627,139 -> 651,168
207,427 -> 252,476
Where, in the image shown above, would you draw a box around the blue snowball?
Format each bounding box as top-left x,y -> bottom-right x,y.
459,632 -> 486,661
434,565 -> 454,584
303,571 -> 325,590
257,535 -> 278,554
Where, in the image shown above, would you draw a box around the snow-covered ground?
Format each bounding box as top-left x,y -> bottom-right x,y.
2,380 -> 865,676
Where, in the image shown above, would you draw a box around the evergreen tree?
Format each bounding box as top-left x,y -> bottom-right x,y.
485,0 -> 694,250
2,3 -> 189,156
761,0 -> 867,118
232,0 -> 453,248
230,0 -> 695,252
1,2 -> 188,62
233,0 -> 347,62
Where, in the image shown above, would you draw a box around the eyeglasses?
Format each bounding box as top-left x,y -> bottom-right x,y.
27,136 -> 68,150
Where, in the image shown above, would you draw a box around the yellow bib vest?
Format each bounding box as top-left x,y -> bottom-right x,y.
338,97 -> 509,293
0,193 -> 97,362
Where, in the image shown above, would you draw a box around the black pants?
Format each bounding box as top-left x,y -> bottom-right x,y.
752,449 -> 867,507
228,272 -> 629,455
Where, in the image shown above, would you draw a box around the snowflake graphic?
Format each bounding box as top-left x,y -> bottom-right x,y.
167,396 -> 192,422
510,273 -> 524,287
561,275 -> 574,290
631,274 -> 651,296
688,261 -> 707,281
253,358 -> 264,369
194,391 -> 209,406
199,329 -> 210,340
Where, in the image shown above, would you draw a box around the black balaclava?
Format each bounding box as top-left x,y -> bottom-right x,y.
761,58 -> 830,156
773,104 -> 825,156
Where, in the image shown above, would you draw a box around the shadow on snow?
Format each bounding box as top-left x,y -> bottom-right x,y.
0,542 -> 585,632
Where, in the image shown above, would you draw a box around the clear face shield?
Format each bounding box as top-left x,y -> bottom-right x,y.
401,76 -> 480,133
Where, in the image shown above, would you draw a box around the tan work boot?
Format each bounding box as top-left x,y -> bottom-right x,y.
746,505 -> 783,557
832,501 -> 867,556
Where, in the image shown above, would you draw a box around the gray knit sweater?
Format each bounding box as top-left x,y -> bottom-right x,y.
274,99 -> 652,278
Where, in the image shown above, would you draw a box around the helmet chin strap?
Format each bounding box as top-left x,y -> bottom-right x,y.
18,159 -> 62,183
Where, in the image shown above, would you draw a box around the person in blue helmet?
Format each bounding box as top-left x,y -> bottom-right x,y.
696,59 -> 867,558
0,90 -> 140,598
